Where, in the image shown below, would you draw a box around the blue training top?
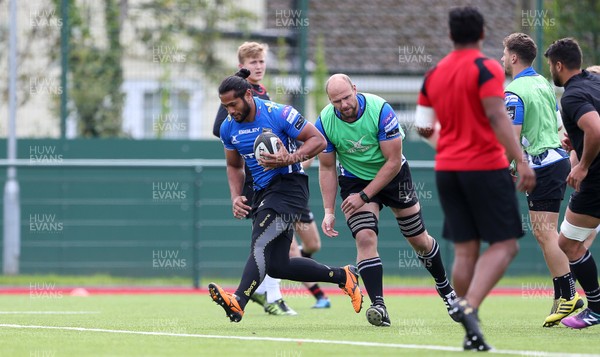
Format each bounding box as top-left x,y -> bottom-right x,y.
220,97 -> 307,190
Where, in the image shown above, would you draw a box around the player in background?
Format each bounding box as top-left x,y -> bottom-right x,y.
212,42 -> 330,314
586,65 -> 600,74
316,74 -> 457,327
416,6 -> 535,350
545,38 -> 600,329
501,32 -> 582,327
208,69 -> 363,323
571,65 -> 600,249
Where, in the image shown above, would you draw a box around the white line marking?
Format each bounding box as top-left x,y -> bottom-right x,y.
0,323 -> 598,357
0,311 -> 100,315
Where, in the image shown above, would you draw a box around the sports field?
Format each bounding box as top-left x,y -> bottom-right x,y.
1,280 -> 599,356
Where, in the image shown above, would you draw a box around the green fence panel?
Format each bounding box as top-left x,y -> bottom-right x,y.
0,139 -> 593,284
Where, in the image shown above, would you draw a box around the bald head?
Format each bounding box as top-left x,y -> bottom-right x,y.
325,73 -> 354,94
325,74 -> 359,122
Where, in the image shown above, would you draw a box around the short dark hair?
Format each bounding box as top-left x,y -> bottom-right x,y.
504,33 -> 537,65
218,68 -> 252,98
449,6 -> 484,45
544,38 -> 582,70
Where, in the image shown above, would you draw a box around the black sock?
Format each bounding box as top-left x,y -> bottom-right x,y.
270,256 -> 345,285
300,249 -> 313,259
586,287 -> 600,314
357,257 -> 384,306
552,277 -> 561,300
570,250 -> 600,312
416,239 -> 452,296
556,272 -> 575,300
308,284 -> 325,300
234,254 -> 261,310
298,249 -> 327,299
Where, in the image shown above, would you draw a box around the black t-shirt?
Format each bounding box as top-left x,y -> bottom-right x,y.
561,69 -> 600,180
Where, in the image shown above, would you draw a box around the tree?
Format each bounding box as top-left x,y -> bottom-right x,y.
542,0 -> 600,72
129,0 -> 257,85
17,0 -> 255,138
263,36 -> 289,104
127,0 -> 257,138
0,0 -> 61,116
312,35 -> 328,117
58,0 -> 125,137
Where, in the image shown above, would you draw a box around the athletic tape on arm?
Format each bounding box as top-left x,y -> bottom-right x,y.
414,105 -> 435,129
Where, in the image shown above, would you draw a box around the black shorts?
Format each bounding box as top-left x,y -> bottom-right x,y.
242,180 -> 254,203
568,175 -> 600,219
339,162 -> 418,210
252,173 -> 309,223
244,178 -> 313,222
242,163 -> 254,219
298,206 -> 315,223
436,169 -> 524,243
527,158 -> 570,212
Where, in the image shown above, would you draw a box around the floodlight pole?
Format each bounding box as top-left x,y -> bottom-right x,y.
3,0 -> 21,274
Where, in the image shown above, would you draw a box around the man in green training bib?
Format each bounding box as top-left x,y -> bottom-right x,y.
502,33 -> 582,327
315,73 -> 456,327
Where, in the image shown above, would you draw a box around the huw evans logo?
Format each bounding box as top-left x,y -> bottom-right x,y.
29,146 -> 63,164
152,114 -> 187,133
30,8 -> 62,27
152,250 -> 187,269
30,77 -> 63,95
29,282 -> 63,299
398,46 -> 432,64
29,350 -> 57,357
275,9 -> 309,27
29,214 -> 63,233
152,45 -> 186,63
521,9 -> 555,28
152,182 -> 187,201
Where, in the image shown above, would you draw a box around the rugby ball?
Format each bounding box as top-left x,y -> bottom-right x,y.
253,130 -> 280,162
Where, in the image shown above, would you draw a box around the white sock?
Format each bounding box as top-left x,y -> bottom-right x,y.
262,275 -> 282,303
254,280 -> 267,295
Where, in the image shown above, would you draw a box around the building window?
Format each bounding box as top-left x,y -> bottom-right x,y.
121,80 -> 203,139
143,90 -> 190,139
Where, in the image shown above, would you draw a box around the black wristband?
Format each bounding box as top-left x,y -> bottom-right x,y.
359,190 -> 370,203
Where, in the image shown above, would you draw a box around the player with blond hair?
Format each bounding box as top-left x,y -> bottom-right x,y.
212,42 -> 331,315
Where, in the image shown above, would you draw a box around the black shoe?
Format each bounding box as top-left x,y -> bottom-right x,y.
463,334 -> 492,352
436,286 -> 459,322
366,304 -> 391,327
450,298 -> 491,351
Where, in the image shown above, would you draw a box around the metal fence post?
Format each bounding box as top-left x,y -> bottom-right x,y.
3,0 -> 20,275
192,165 -> 203,288
60,0 -> 69,138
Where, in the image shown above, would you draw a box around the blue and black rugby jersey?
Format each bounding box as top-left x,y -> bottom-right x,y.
220,98 -> 308,190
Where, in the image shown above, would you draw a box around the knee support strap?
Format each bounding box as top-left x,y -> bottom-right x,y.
397,210 -> 426,238
347,211 -> 378,239
560,219 -> 596,242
